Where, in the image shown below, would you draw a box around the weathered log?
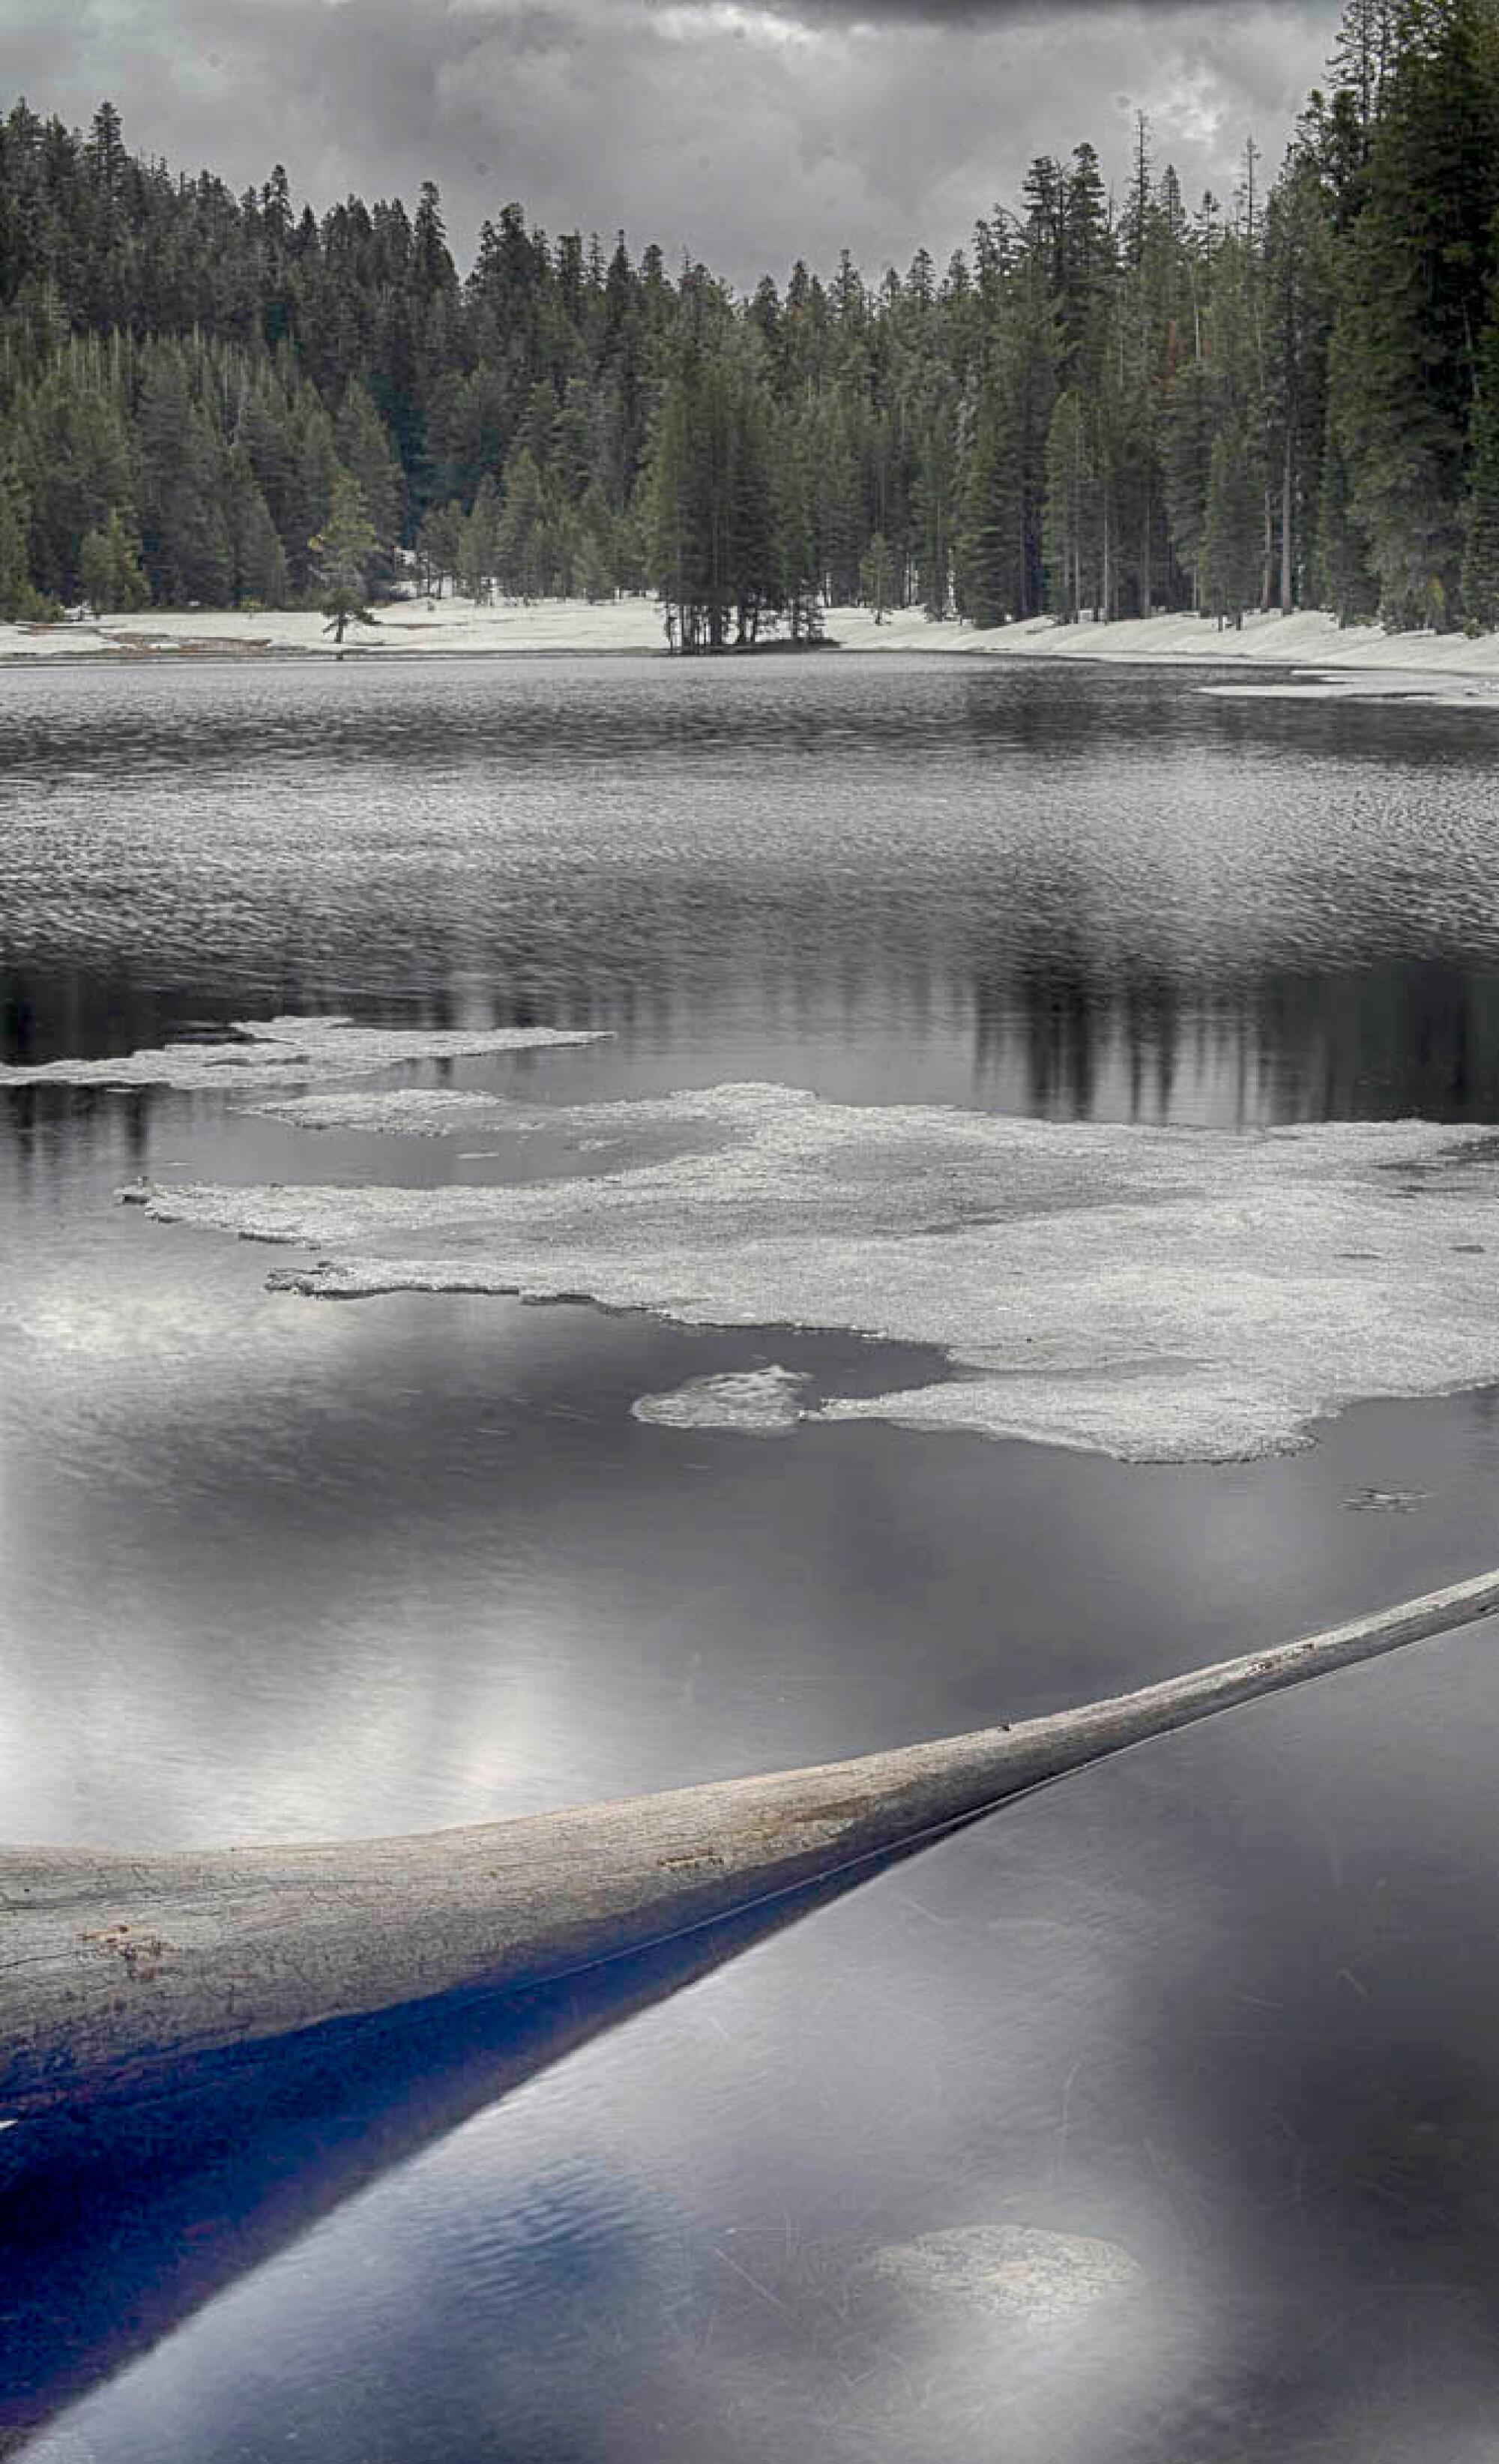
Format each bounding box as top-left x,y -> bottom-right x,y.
6,1564 -> 1499,2121
1,1888 -> 849,2447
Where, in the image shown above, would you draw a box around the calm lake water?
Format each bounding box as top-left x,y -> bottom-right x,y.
7,654 -> 1499,2461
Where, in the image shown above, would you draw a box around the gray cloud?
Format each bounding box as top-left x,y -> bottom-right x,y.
1,0 -> 1339,283
736,0 -> 1312,16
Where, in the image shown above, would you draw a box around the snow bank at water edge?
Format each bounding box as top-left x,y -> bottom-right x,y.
0,597 -> 670,660
10,593 -> 1499,690
118,1082 -> 1499,1464
0,1014 -> 608,1093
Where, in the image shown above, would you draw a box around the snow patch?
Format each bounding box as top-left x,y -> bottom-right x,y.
119,1085 -> 1499,1463
0,1014 -> 607,1093
630,1366 -> 811,1435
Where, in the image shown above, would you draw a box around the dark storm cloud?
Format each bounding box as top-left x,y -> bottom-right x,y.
2,0 -> 1337,283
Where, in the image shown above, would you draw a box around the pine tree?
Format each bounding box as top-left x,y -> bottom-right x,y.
726,356 -> 776,643
78,507 -> 148,612
1313,415 -> 1380,618
1263,139 -> 1337,610
911,418 -> 956,620
1330,0 -> 1396,136
232,473 -> 290,607
573,528 -> 615,603
859,530 -> 894,621
772,414 -> 821,644
459,472 -> 501,602
956,385 -> 1022,626
84,99 -> 127,200
236,379 -> 301,570
645,324 -> 745,651
1043,390 -> 1097,619
987,248 -> 1061,617
286,394 -> 340,593
1058,142 -> 1115,382
15,352 -> 136,601
1462,286 -> 1499,624
0,466 -> 45,618
77,524 -> 115,615
495,450 -> 549,600
1201,424 -> 1261,625
1162,357 -> 1216,609
812,400 -> 864,603
417,498 -> 467,597
133,348 -> 238,605
310,471 -> 378,641
336,381 -> 404,563
1328,0 -> 1499,627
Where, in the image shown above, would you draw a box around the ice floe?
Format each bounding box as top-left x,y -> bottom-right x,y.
630,1366 -> 811,1435
247,1088 -> 530,1135
244,1086 -> 718,1139
119,1083 -> 1499,1462
0,1014 -> 606,1093
861,2224 -> 1142,2324
1201,671 -> 1499,708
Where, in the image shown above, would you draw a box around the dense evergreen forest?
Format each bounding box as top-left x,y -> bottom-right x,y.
4,0 -> 1499,645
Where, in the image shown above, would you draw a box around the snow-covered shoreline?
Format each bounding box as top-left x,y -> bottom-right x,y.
7,591 -> 1499,693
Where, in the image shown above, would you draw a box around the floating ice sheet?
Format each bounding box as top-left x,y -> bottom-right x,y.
1201,668 -> 1499,708
121,1083 -> 1499,1462
630,1366 -> 811,1436
248,1088 -> 524,1134
244,1086 -> 717,1140
0,1014 -> 606,1093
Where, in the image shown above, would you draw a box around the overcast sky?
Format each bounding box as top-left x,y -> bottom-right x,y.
5,0 -> 1340,285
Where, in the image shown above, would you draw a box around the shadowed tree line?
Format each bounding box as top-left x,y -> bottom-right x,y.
5,2 -> 1499,645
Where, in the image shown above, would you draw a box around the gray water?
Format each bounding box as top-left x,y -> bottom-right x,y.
6,654 -> 1499,2461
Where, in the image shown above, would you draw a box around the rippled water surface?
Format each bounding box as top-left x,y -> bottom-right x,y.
7,654 -> 1499,2463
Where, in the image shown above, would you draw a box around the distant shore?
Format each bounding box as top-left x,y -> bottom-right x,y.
5,594 -> 1499,698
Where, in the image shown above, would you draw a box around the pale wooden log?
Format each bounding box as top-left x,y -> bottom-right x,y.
0,1888 -> 851,2447
5,1564 -> 1498,2119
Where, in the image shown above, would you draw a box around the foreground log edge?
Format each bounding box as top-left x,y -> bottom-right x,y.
6,1566 -> 1499,2121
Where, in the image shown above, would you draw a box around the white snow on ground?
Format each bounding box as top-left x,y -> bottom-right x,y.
118,1080 -> 1499,1463
0,1014 -> 607,1093
0,597 -> 669,660
9,592 -> 1499,690
835,602 -> 1499,688
630,1365 -> 811,1435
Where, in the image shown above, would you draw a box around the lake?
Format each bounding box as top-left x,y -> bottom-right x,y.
6,652 -> 1499,2462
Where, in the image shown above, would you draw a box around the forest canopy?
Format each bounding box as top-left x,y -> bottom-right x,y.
2,1 -> 1498,645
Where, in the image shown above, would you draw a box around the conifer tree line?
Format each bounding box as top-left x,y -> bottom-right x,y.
5,1 -> 1499,642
